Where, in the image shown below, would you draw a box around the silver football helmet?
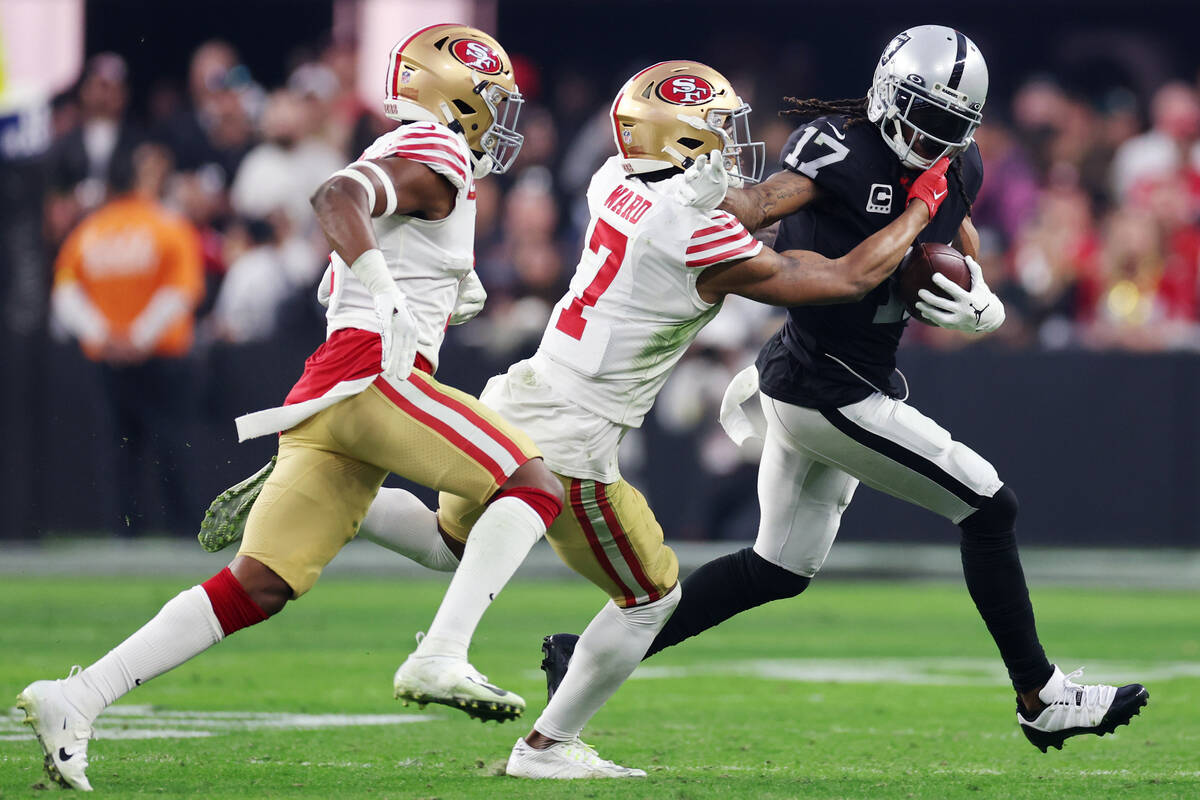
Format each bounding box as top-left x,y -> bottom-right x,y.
867,25 -> 988,169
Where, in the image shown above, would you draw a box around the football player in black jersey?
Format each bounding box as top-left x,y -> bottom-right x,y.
545,25 -> 1148,752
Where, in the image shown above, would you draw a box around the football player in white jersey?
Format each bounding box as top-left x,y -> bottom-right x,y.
196,59 -> 951,778
16,24 -> 564,792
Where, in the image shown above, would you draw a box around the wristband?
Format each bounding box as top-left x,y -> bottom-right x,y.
349,249 -> 398,298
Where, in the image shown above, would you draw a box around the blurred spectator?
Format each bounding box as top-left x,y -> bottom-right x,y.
1084,204 -> 1200,350
230,88 -> 342,243
1110,82 -> 1200,201
156,40 -> 255,187
44,53 -> 142,244
1008,180 -> 1103,348
50,144 -> 204,537
207,216 -> 311,343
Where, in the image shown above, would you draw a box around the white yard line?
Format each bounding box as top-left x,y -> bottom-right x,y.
0,706 -> 435,742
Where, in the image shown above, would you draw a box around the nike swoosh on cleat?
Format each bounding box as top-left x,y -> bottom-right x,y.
464,676 -> 509,697
58,747 -> 74,761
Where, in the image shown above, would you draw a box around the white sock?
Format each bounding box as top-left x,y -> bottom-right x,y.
357,488 -> 459,572
415,496 -> 545,660
65,585 -> 225,720
533,585 -> 681,742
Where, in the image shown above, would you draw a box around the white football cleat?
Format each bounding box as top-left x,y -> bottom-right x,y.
506,736 -> 647,779
1018,665 -> 1149,752
393,654 -> 525,723
16,669 -> 96,791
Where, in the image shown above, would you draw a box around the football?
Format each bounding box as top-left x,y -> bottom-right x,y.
897,243 -> 972,324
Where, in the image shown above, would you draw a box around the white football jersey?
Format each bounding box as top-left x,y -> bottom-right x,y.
321,120 -> 476,372
482,156 -> 762,481
235,121 -> 477,442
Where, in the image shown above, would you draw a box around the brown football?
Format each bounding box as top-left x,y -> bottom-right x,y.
897,243 -> 972,325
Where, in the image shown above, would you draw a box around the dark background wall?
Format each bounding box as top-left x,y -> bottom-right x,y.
6,328 -> 1197,547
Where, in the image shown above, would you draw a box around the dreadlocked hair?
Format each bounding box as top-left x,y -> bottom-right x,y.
780,96 -> 872,127
949,156 -> 973,217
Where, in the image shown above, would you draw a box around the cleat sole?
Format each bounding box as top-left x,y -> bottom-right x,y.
394,688 -> 523,723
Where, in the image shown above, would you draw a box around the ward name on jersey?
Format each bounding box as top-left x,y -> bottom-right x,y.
484,155 -> 762,482
758,113 -> 983,409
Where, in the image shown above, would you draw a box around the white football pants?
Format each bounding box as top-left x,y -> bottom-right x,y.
754,391 -> 1003,577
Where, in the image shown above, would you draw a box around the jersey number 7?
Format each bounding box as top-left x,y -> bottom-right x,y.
555,218 -> 628,340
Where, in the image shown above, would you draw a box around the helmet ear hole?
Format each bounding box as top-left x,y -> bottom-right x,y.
453,99 -> 475,115
677,136 -> 704,150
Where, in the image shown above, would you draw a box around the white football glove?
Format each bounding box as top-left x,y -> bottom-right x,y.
671,149 -> 729,211
374,287 -> 418,381
350,248 -> 419,381
914,256 -> 1006,334
448,271 -> 487,325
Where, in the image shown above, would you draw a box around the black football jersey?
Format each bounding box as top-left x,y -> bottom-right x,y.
756,113 -> 983,409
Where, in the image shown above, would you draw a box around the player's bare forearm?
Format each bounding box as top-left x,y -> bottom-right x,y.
833,200 -> 932,299
698,202 -> 930,306
719,171 -> 818,232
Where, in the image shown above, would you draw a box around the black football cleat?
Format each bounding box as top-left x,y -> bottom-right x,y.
1017,665 -> 1149,753
540,633 -> 579,701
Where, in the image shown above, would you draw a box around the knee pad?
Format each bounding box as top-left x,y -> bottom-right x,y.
745,549 -> 811,601
961,485 -> 1019,539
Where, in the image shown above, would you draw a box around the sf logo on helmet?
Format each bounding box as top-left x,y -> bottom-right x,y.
656,76 -> 715,105
451,39 -> 503,75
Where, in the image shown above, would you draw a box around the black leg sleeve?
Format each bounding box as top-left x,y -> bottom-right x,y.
959,485 -> 1054,692
644,546 -> 810,659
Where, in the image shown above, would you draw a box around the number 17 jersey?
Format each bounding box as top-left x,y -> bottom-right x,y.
483,156 -> 761,481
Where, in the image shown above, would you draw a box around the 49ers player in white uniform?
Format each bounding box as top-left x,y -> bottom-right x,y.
16,25 -> 561,792
374,61 -> 953,777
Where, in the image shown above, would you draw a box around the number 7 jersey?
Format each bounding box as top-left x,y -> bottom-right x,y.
484,155 -> 761,481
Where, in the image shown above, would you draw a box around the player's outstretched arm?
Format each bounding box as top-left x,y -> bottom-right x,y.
698,158 -> 949,306
719,170 -> 820,233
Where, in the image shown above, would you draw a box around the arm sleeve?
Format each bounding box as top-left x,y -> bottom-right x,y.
684,210 -> 764,268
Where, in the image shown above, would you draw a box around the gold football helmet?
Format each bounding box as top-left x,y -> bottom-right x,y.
611,60 -> 764,184
384,23 -> 524,176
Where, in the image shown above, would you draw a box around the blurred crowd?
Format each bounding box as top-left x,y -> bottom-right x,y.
37,40 -> 1200,361
13,35 -> 1200,537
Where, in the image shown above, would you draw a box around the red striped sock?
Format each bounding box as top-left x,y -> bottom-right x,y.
493,486 -> 563,529
201,567 -> 269,636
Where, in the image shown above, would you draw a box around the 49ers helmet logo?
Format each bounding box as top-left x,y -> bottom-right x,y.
655,75 -> 715,105
450,39 -> 503,75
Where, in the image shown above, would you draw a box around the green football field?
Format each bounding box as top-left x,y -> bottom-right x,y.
2,575 -> 1196,798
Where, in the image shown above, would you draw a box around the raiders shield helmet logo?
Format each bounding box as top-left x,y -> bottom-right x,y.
880,32 -> 911,66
